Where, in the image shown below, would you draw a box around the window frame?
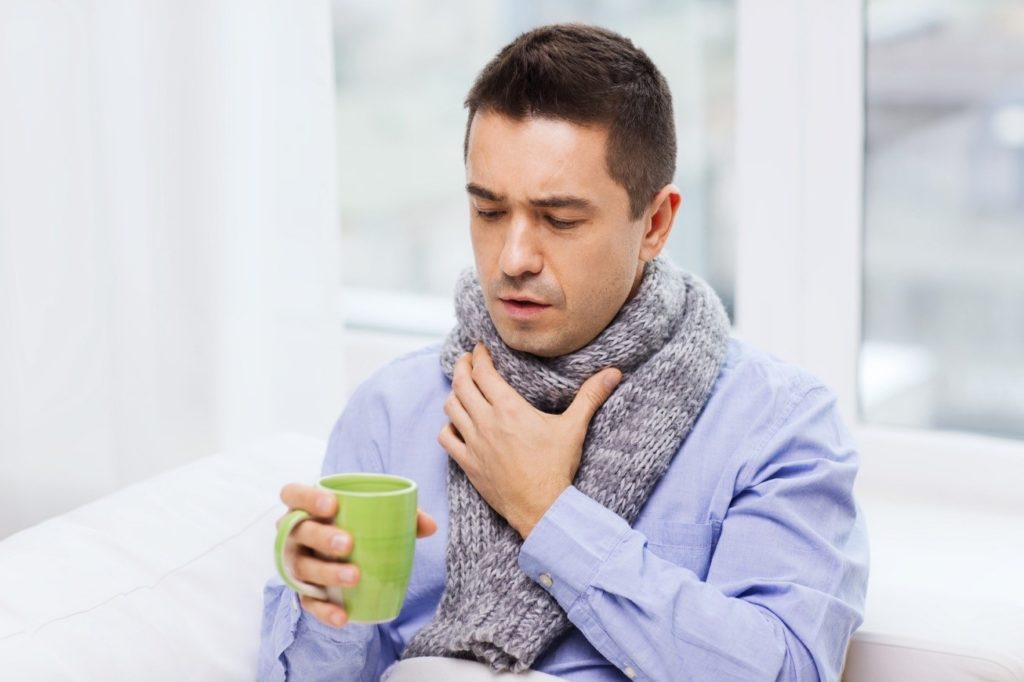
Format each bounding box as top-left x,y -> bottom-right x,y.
734,0 -> 1024,507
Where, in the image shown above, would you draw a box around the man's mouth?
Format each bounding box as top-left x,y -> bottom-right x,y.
499,297 -> 551,319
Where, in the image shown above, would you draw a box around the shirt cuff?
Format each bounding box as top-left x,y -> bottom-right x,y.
517,485 -> 632,612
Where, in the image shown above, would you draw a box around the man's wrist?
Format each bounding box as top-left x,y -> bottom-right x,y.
517,486 -> 634,613
512,482 -> 570,539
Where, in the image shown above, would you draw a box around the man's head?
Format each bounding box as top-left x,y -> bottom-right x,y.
463,23 -> 681,358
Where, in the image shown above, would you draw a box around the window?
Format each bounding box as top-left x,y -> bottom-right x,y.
862,0 -> 1024,440
330,0 -> 736,334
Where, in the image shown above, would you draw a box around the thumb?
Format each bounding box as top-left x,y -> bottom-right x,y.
416,509 -> 438,539
566,368 -> 622,425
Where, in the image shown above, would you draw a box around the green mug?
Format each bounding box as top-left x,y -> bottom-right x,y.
275,473 -> 418,623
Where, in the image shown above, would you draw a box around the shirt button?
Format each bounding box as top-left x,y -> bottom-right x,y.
538,573 -> 554,589
623,665 -> 637,679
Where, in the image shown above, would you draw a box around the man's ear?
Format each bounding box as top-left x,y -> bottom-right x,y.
639,185 -> 681,261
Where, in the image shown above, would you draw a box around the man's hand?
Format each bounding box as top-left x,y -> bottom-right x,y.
440,343 -> 621,539
277,483 -> 438,628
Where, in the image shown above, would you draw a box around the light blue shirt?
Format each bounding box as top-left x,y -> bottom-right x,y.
258,337 -> 869,681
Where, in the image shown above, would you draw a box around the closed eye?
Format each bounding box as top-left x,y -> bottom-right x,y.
475,209 -> 505,221
547,216 -> 580,229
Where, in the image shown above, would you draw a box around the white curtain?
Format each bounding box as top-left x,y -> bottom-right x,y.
0,0 -> 344,538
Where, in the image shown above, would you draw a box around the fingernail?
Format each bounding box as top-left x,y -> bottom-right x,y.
604,370 -> 621,390
316,495 -> 333,515
330,611 -> 345,627
338,565 -> 357,583
330,533 -> 350,555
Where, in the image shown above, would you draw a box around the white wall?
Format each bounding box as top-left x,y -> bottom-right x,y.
0,1 -> 344,538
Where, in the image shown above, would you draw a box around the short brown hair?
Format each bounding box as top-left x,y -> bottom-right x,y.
464,23 -> 676,220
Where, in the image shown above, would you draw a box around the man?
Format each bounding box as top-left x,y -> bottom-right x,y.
259,23 -> 868,682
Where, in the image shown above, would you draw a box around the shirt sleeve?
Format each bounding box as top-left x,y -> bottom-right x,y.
257,579 -> 385,682
517,385 -> 869,682
257,381 -> 397,681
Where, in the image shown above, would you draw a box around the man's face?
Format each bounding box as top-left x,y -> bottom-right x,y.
465,111 -> 648,358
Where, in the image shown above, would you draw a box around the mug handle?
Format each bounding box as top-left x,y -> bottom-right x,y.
274,509 -> 330,601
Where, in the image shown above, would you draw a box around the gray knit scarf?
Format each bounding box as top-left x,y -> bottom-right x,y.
402,257 -> 731,672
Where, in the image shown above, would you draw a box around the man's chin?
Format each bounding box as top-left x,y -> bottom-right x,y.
494,326 -> 585,358
495,327 -> 560,358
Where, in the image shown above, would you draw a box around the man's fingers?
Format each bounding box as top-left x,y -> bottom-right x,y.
292,554 -> 360,588
443,392 -> 475,442
280,482 -> 337,517
470,343 -> 518,405
452,352 -> 491,416
289,507 -> 431,550
416,509 -> 438,538
283,488 -> 435,547
565,367 -> 622,425
299,594 -> 349,628
292,518 -> 352,558
438,422 -> 470,465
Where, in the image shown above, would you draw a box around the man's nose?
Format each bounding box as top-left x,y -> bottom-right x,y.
499,215 -> 543,278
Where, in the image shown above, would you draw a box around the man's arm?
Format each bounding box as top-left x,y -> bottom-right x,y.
259,585 -> 386,682
517,386 -> 868,681
257,382 -> 394,682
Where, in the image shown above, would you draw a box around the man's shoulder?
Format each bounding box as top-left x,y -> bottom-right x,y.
716,336 -> 832,408
694,337 -> 851,491
366,342 -> 445,383
349,342 -> 448,409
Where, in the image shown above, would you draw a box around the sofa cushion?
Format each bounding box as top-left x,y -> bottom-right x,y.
0,433 -> 323,680
843,496 -> 1024,681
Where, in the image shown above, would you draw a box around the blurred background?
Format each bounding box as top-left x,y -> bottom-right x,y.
330,0 -> 1024,440
1,0 -> 1022,538
862,0 -> 1024,440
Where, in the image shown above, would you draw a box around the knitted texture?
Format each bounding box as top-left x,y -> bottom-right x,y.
402,257 -> 731,671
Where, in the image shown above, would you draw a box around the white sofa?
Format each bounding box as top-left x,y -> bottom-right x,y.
1,433 -> 1021,680
0,433 -> 324,680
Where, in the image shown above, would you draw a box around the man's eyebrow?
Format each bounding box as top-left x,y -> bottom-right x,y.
530,195 -> 593,211
466,183 -> 504,202
466,183 -> 593,211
